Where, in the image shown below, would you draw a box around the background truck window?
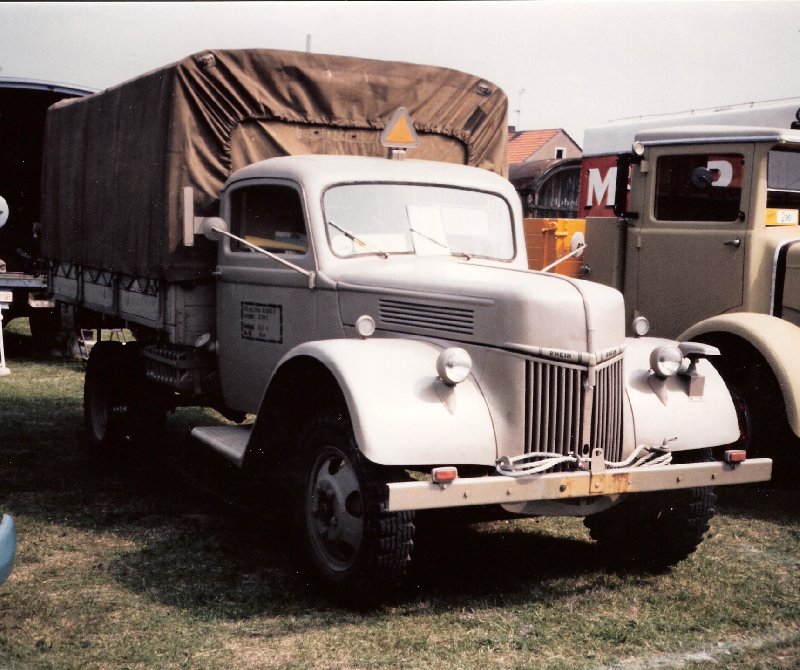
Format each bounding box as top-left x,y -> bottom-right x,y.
655,154 -> 744,222
767,148 -> 800,212
230,184 -> 307,254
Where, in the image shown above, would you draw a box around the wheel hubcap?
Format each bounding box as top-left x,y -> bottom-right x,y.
307,448 -> 364,570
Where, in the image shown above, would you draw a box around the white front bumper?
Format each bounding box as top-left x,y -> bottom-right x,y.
386,458 -> 772,512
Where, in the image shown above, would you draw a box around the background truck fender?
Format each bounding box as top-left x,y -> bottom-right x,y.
680,313 -> 800,438
622,336 -> 739,451
251,338 -> 498,467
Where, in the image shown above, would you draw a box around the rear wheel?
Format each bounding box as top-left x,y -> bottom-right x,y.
83,341 -> 165,461
299,412 -> 415,608
584,482 -> 716,572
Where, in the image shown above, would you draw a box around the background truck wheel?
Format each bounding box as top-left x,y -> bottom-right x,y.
299,412 -> 415,608
584,485 -> 716,572
713,345 -> 781,459
83,341 -> 165,461
695,334 -> 799,474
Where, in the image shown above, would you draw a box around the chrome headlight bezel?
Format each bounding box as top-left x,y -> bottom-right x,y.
436,347 -> 473,386
649,345 -> 684,378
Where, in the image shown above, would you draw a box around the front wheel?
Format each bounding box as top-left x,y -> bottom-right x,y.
299,413 -> 415,608
584,485 -> 716,572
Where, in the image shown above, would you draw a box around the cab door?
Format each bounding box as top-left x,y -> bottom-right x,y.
215,179 -> 339,414
629,144 -> 753,338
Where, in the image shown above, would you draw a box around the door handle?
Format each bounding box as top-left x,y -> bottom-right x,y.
724,238 -> 741,248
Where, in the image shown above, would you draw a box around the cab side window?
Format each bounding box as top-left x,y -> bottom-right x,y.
229,184 -> 308,254
655,154 -> 744,222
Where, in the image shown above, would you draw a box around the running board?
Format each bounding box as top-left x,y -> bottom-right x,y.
191,425 -> 251,467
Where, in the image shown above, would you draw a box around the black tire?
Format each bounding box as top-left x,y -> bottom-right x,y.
696,335 -> 797,469
27,308 -> 61,350
299,412 -> 415,608
584,485 -> 716,572
83,341 -> 165,461
713,350 -> 780,460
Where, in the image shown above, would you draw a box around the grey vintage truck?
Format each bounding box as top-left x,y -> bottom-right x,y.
40,49 -> 770,606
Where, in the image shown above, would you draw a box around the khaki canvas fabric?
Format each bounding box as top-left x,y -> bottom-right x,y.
41,49 -> 508,281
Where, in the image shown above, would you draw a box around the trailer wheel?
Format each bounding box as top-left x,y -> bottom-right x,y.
299,412 -> 415,608
84,341 -> 164,460
584,481 -> 716,572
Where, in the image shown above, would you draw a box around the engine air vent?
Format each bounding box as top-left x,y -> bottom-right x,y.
378,299 -> 475,335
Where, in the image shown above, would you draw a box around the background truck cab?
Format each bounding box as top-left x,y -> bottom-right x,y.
580,101 -> 800,467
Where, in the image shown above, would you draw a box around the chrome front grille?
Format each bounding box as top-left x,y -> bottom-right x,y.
525,360 -> 585,459
591,357 -> 625,463
525,356 -> 624,466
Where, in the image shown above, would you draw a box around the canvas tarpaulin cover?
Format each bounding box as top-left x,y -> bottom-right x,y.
41,49 -> 508,281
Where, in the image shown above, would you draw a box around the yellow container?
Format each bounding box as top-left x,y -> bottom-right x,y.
524,218 -> 586,278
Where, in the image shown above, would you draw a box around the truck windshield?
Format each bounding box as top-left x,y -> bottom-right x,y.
767,148 -> 800,223
323,183 -> 514,260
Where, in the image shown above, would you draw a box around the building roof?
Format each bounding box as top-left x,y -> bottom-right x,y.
507,128 -> 582,164
507,128 -> 561,163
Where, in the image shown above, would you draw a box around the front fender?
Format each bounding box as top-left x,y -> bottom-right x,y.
680,313 -> 800,437
276,339 -> 497,467
623,337 -> 739,452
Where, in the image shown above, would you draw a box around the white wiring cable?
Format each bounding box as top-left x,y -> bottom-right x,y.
496,445 -> 673,477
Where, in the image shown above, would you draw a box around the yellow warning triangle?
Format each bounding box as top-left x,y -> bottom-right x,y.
380,107 -> 420,149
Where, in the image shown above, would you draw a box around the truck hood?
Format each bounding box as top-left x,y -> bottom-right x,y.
333,257 -> 625,355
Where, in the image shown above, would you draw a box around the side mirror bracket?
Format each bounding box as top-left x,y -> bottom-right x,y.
613,152 -> 642,219
182,187 -> 227,246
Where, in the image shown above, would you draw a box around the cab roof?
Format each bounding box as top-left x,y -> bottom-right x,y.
634,125 -> 800,148
226,154 -> 518,197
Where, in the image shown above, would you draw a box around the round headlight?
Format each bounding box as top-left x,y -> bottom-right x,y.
436,347 -> 472,386
632,315 -> 650,337
650,345 -> 683,378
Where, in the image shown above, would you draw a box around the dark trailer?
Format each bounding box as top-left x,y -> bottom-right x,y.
0,78 -> 91,332
509,157 -> 582,219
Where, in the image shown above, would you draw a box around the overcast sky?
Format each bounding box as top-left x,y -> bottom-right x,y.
1,1 -> 798,144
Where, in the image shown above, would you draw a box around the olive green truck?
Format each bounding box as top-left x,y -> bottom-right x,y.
580,101 -> 800,467
40,50 -> 770,606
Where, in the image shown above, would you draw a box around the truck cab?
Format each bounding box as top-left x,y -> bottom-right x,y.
585,126 -> 800,336
207,155 -> 629,468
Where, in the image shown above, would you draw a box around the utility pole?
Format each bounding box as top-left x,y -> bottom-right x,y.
306,34 -> 312,53
515,88 -> 525,129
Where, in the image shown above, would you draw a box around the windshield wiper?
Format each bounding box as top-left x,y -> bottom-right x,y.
409,226 -> 472,260
327,220 -> 388,258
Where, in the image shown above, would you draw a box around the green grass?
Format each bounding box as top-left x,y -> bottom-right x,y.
0,329 -> 798,669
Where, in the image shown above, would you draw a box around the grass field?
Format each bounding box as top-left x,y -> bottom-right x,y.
0,324 -> 798,669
